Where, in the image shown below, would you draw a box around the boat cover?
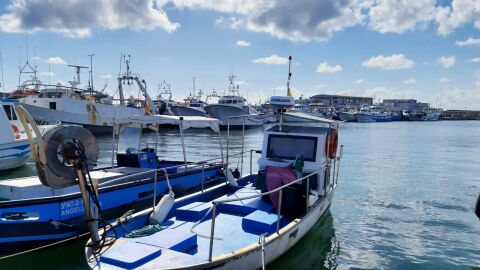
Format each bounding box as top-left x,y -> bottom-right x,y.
117,115 -> 220,132
265,165 -> 297,210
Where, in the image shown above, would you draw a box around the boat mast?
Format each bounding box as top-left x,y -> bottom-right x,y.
287,55 -> 292,97
88,54 -> 95,93
0,52 -> 4,92
68,64 -> 88,88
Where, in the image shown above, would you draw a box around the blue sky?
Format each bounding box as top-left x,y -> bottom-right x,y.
0,0 -> 479,109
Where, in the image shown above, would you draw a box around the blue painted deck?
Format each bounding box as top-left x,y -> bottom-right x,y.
100,185 -> 290,269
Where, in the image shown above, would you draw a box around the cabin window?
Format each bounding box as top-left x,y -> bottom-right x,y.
233,100 -> 237,104
226,100 -> 232,104
2,105 -> 17,120
49,102 -> 56,110
266,135 -> 317,162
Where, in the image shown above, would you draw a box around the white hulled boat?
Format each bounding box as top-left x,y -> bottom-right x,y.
19,56 -> 155,134
171,80 -> 208,117
0,98 -> 30,170
355,106 -> 392,123
204,74 -> 263,128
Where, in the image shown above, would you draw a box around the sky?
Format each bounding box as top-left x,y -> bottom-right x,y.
0,0 -> 479,110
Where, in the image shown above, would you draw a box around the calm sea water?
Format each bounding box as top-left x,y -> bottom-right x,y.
1,121 -> 479,269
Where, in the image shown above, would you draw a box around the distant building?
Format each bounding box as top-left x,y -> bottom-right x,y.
382,99 -> 429,112
309,94 -> 373,109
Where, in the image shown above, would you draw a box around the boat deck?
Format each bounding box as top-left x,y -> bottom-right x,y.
92,185 -> 303,269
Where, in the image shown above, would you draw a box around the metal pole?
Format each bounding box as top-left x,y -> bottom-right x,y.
179,123 -> 187,170
208,203 -> 217,262
153,169 -> 158,211
241,116 -> 245,176
218,132 -> 224,166
155,124 -> 159,153
226,119 -> 230,168
306,176 -> 310,212
249,150 -> 253,175
77,170 -> 100,243
201,163 -> 205,193
276,189 -> 282,234
111,120 -> 116,169
260,234 -> 266,270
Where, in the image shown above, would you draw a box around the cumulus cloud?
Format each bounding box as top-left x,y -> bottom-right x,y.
215,16 -> 247,29
252,54 -> 289,65
365,86 -> 420,102
46,56 -> 66,65
455,37 -> 480,46
368,0 -> 436,33
470,57 -> 480,63
316,62 -> 343,73
236,40 -> 251,47
362,54 -> 414,70
435,0 -> 480,36
403,79 -> 416,84
438,56 -> 455,68
0,0 -> 179,38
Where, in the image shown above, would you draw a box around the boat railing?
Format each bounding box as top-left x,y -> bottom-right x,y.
197,145 -> 343,262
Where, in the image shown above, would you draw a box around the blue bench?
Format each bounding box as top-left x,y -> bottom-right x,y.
175,201 -> 213,222
100,242 -> 161,268
135,227 -> 197,253
242,210 -> 281,234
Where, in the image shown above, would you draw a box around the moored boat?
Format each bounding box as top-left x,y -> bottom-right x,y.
355,106 -> 392,123
0,107 -> 225,255
62,96 -> 343,270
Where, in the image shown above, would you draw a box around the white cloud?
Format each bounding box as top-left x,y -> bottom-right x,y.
365,86 -> 420,102
215,16 -> 247,29
403,79 -> 416,84
438,56 -> 456,68
435,0 -> 480,36
439,77 -> 451,83
46,56 -> 66,65
355,79 -> 365,84
455,37 -> 480,46
316,62 -> 343,73
368,0 -> 436,33
469,57 -> 480,63
0,0 -> 179,38
100,74 -> 112,79
236,40 -> 251,47
39,71 -> 55,77
313,84 -> 326,89
252,54 -> 288,65
362,54 -> 414,70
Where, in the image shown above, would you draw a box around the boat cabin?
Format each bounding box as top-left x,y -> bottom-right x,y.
218,95 -> 245,107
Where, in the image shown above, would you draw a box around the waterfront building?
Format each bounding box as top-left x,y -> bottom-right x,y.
382,99 -> 429,112
309,94 -> 373,109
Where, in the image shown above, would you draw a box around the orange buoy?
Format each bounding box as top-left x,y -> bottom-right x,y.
325,128 -> 338,159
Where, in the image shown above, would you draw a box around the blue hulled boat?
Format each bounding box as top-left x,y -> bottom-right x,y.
0,108 -> 225,255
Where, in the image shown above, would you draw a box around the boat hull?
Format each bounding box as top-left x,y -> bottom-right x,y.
204,105 -> 263,128
356,113 -> 392,123
0,140 -> 30,171
171,106 -> 207,117
337,112 -> 356,122
0,164 -> 221,255
20,98 -> 145,134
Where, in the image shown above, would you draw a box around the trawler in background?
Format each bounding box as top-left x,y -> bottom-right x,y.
153,80 -> 175,115
18,55 -> 155,134
355,106 -> 392,123
204,74 -> 263,128
171,77 -> 208,117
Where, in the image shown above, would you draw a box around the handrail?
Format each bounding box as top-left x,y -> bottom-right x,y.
98,149 -> 259,187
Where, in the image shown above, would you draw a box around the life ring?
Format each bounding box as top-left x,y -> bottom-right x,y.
325,128 -> 338,159
11,124 -> 21,140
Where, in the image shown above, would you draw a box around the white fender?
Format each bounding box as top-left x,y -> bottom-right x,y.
150,192 -> 174,224
226,169 -> 238,187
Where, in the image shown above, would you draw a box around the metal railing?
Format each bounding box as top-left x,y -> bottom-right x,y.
193,147 -> 343,262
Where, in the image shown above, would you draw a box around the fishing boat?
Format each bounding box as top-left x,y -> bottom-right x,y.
420,108 -> 442,121
153,81 -> 175,115
171,78 -> 208,117
337,107 -> 357,122
204,74 -> 263,129
18,55 -> 155,134
355,106 -> 392,123
0,98 -> 30,170
46,95 -> 342,269
0,107 -> 225,255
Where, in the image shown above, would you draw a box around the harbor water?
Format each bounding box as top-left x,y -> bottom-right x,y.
1,121 -> 479,269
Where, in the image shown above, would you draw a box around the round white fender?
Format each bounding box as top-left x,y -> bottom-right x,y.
226,169 -> 238,187
150,192 -> 174,224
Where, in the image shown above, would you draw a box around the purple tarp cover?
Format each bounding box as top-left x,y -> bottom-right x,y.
265,165 -> 297,210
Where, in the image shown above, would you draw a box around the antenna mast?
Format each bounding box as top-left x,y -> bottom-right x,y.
287,55 -> 292,97
68,64 -> 88,88
88,54 -> 95,92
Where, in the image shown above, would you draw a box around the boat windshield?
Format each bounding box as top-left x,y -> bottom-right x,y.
266,134 -> 317,162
